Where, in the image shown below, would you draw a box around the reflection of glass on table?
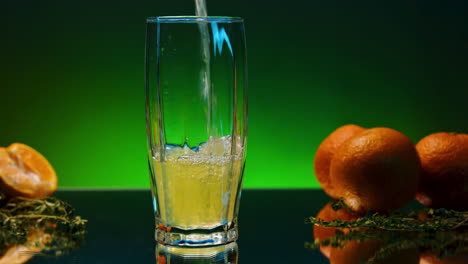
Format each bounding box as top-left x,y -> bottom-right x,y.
156,242 -> 238,264
145,16 -> 248,247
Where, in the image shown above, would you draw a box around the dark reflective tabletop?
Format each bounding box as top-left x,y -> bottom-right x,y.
15,190 -> 468,264
24,189 -> 329,263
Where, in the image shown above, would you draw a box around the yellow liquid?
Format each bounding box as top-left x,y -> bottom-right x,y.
153,141 -> 242,230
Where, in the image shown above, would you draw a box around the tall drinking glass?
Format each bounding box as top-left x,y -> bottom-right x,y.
145,16 -> 247,247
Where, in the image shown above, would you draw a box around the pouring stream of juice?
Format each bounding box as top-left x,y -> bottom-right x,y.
196,0 -> 216,137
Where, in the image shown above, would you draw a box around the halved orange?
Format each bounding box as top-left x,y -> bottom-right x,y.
0,143 -> 57,198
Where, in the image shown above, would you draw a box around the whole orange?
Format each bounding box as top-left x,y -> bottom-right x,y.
313,202 -> 359,258
415,132 -> 468,210
314,124 -> 366,198
330,127 -> 421,213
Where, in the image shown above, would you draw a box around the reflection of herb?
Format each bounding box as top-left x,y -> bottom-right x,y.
0,197 -> 87,256
306,229 -> 468,264
306,198 -> 468,263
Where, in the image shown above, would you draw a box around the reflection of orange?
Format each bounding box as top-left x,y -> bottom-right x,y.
0,244 -> 35,264
156,253 -> 166,264
314,124 -> 366,198
0,143 -> 57,198
313,202 -> 419,264
420,252 -> 468,264
313,202 -> 359,258
329,239 -> 419,264
0,229 -> 52,264
330,127 -> 421,213
415,132 -> 468,210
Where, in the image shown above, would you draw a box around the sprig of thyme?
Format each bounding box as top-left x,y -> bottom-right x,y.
306,200 -> 468,232
0,197 -> 87,257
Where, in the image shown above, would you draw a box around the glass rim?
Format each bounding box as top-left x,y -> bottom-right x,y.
147,16 -> 244,23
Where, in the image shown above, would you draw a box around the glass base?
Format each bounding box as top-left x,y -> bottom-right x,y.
155,227 -> 238,247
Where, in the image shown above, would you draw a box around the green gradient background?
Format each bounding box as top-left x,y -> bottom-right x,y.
2,1 -> 468,188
